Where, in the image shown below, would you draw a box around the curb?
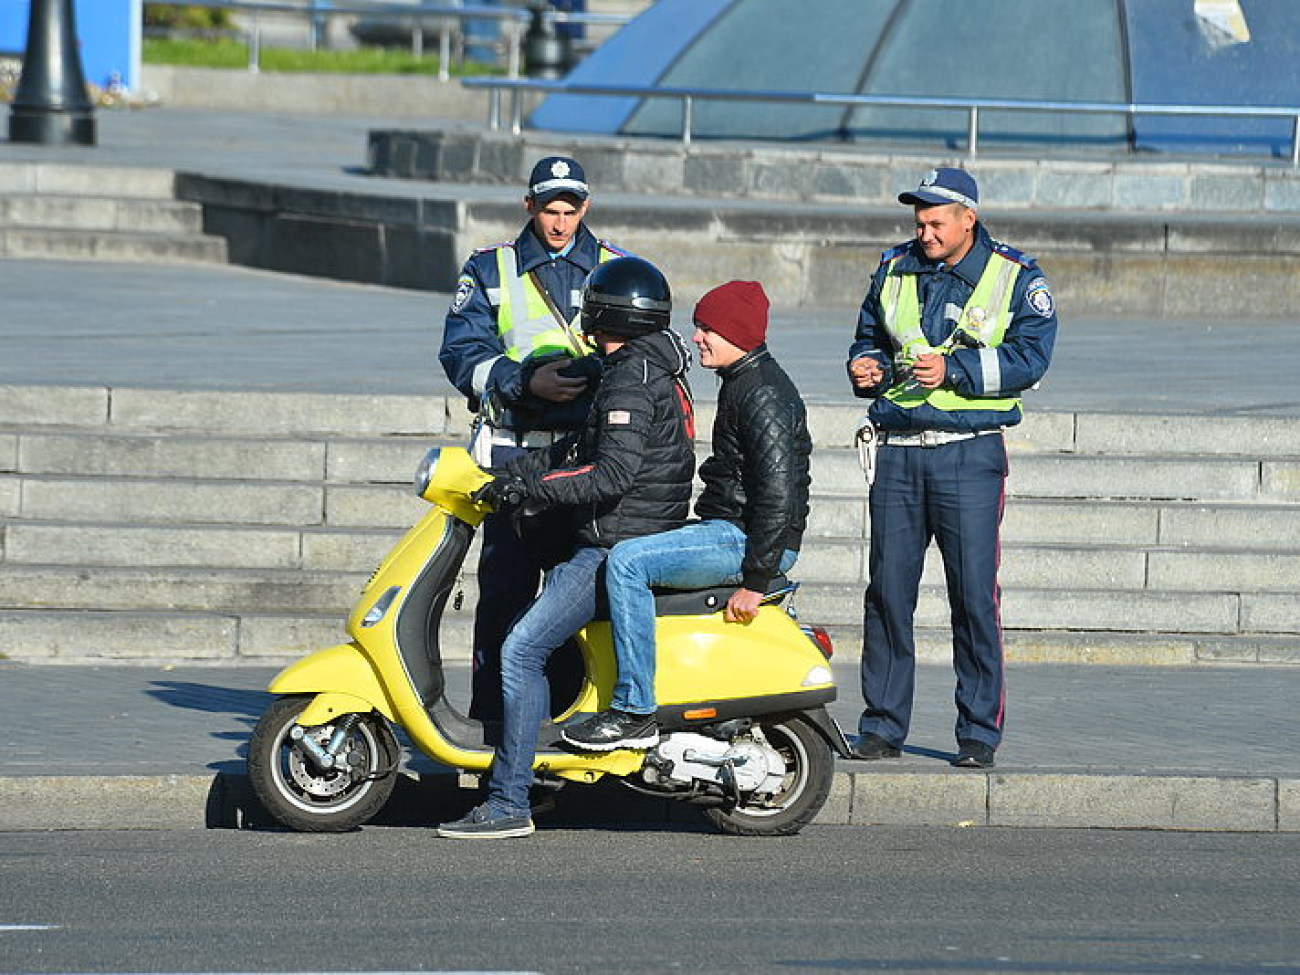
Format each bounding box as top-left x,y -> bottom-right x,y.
3,769 -> 1295,833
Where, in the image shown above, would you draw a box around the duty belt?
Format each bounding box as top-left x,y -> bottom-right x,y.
877,428 -> 1002,448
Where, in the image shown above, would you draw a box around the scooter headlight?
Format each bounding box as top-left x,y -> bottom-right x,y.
414,448 -> 441,497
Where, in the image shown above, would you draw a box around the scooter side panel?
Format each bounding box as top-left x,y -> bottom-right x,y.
650,608 -> 835,706
267,642 -> 397,722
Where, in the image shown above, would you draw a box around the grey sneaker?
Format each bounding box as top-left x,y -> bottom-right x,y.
436,803 -> 535,839
561,709 -> 659,751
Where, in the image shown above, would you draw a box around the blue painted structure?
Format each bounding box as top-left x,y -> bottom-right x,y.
1,0 -> 141,92
531,0 -> 1300,158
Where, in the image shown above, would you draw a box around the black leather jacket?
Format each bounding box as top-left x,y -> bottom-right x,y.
695,345 -> 811,591
511,329 -> 696,549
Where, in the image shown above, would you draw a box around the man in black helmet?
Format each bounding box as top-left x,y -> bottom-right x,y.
438,256 -> 696,840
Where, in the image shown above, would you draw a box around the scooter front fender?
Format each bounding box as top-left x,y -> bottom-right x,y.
268,642 -> 397,725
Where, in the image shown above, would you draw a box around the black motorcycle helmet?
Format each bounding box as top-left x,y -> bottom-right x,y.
580,256 -> 672,339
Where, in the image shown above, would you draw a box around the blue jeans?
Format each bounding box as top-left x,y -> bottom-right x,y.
859,434 -> 1008,749
486,545 -> 607,818
605,520 -> 798,715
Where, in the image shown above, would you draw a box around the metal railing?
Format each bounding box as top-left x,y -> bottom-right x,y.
157,0 -> 628,80
462,78 -> 1300,166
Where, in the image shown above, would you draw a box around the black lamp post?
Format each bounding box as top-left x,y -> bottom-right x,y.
8,0 -> 96,146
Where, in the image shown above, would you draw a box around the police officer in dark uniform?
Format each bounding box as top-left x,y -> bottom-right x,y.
847,167 -> 1057,769
440,156 -> 628,720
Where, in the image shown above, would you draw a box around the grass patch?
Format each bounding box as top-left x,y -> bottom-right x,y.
143,37 -> 501,76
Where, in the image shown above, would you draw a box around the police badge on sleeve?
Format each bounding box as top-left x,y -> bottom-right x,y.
1026,277 -> 1054,317
451,274 -> 474,313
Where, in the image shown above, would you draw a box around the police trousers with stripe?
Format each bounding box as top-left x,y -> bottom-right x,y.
858,432 -> 1008,750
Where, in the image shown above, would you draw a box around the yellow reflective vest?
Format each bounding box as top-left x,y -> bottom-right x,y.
880,249 -> 1023,414
493,244 -> 620,362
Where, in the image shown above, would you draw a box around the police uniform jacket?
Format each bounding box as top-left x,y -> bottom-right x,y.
509,328 -> 696,549
849,222 -> 1058,433
439,221 -> 623,433
695,345 -> 812,592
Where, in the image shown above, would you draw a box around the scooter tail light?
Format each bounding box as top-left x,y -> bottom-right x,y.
801,624 -> 834,659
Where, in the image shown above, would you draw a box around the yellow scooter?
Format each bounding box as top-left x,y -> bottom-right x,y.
247,447 -> 849,836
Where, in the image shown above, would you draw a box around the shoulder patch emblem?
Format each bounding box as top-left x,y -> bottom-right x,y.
1026,277 -> 1054,318
880,243 -> 909,266
606,410 -> 632,426
451,274 -> 475,314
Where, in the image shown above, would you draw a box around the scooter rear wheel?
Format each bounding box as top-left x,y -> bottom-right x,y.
703,715 -> 834,837
248,695 -> 399,832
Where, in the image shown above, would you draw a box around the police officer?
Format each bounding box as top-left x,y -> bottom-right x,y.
847,167 -> 1057,769
440,156 -> 628,720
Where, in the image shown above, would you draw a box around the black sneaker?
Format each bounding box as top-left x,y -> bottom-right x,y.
561,709 -> 659,751
436,803 -> 534,840
953,739 -> 996,768
851,732 -> 901,760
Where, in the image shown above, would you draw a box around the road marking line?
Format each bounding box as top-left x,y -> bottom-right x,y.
0,924 -> 59,931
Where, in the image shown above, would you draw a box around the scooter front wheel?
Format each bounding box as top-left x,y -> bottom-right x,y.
703,715 -> 834,837
247,695 -> 399,832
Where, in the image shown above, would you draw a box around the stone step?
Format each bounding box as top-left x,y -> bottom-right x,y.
10,538 -> 1300,613
3,534 -> 1298,620
0,522 -> 406,572
0,564 -> 366,614
1,604 -> 1293,666
0,163 -> 178,200
5,384 -> 1300,461
2,430 -> 439,483
0,194 -> 204,234
818,626 -> 1300,667
0,385 -> 451,437
0,608 -> 474,664
10,428 -> 1286,502
0,227 -> 228,264
6,451 -> 1300,551
7,460 -> 1300,540
810,448 -> 1300,503
800,583 -> 1298,637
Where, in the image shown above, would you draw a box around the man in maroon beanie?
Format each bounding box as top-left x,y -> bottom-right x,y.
562,280 -> 813,752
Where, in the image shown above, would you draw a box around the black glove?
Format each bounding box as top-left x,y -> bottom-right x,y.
473,475 -> 529,513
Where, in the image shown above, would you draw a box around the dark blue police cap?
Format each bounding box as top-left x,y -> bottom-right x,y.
528,156 -> 589,205
899,167 -> 979,209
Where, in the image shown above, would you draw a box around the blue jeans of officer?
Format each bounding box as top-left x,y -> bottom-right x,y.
486,545 -> 607,818
859,433 -> 1008,750
606,520 -> 799,715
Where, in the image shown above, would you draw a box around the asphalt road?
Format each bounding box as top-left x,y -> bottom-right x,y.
2,826 -> 1298,974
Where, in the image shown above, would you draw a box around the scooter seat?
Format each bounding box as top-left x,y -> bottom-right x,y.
591,575 -> 792,621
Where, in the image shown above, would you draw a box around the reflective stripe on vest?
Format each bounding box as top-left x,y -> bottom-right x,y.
881,252 -> 1021,413
493,245 -> 618,362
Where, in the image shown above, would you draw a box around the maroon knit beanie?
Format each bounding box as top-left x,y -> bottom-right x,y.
693,280 -> 769,352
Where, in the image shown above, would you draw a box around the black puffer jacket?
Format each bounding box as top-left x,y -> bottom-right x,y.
511,328 -> 696,548
695,344 -> 811,592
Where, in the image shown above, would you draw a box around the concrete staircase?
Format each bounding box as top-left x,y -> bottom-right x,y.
0,163 -> 227,264
2,384 -> 1298,666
